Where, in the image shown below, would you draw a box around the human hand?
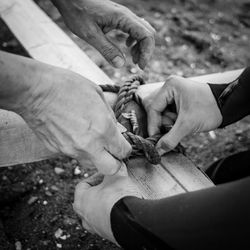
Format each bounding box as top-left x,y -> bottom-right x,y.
52,0 -> 155,69
18,66 -> 131,175
73,164 -> 142,244
142,76 -> 222,154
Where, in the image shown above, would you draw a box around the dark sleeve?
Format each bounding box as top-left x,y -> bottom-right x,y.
208,67 -> 250,127
111,177 -> 250,250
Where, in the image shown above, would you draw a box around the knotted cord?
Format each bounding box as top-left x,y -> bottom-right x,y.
100,76 -> 183,165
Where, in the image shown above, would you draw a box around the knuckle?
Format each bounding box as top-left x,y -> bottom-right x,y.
164,75 -> 180,88
59,145 -> 76,158
166,75 -> 179,83
101,44 -> 115,58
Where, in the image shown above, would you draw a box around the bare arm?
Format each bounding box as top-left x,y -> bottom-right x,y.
0,51 -> 131,174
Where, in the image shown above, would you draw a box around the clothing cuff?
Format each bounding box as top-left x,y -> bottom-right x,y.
208,67 -> 250,127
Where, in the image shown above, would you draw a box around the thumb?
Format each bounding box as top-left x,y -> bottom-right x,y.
147,108 -> 162,136
87,25 -> 125,68
105,125 -> 132,161
74,180 -> 92,212
156,114 -> 190,155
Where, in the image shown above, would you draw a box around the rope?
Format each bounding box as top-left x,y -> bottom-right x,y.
100,76 -> 183,165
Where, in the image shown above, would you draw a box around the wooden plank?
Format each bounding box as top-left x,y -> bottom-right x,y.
136,69 -> 244,99
160,153 -> 213,192
0,110 -> 57,166
128,157 -> 186,199
0,0 -> 216,199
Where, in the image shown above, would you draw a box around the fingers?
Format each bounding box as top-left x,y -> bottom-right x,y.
90,148 -> 124,175
118,11 -> 155,69
156,114 -> 189,155
147,88 -> 173,136
74,180 -> 92,213
104,123 -> 132,160
85,172 -> 104,186
147,108 -> 162,136
92,120 -> 131,175
137,37 -> 155,69
86,24 -> 125,68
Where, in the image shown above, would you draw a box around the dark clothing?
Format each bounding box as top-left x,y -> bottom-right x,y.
110,67 -> 250,250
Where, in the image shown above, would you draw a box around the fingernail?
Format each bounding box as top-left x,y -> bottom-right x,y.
112,56 -> 124,68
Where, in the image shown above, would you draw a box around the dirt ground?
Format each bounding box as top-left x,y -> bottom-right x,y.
0,0 -> 250,249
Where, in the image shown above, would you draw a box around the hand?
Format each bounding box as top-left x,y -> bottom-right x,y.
52,0 -> 155,69
73,164 -> 142,244
19,66 -> 131,175
142,76 -> 223,154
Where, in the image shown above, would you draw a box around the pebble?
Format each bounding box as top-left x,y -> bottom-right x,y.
130,68 -> 137,74
2,175 -> 8,181
55,228 -> 63,239
45,191 -> 53,197
83,173 -> 89,178
38,179 -> 44,184
15,241 -> 22,250
56,243 -> 62,248
235,129 -> 242,135
54,167 -> 65,175
74,166 -> 81,175
209,131 -> 216,140
51,185 -> 59,191
27,196 -> 38,205
63,217 -> 77,226
60,235 -> 67,240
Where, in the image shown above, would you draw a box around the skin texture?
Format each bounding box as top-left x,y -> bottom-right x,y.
142,76 -> 223,154
73,76 -> 223,242
73,164 -> 142,245
52,0 -> 155,69
0,51 -> 131,174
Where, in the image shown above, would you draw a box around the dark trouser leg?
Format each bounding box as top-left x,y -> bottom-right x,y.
206,150 -> 250,184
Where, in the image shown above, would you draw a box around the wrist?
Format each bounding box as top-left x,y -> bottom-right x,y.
208,67 -> 250,127
51,0 -> 86,14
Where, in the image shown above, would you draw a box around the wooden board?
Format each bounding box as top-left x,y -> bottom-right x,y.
0,0 -> 226,199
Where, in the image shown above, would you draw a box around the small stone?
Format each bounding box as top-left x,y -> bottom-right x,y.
235,129 -> 242,135
56,243 -> 62,248
209,131 -> 216,139
51,185 -> 59,191
43,200 -> 48,205
129,67 -> 137,74
45,191 -> 53,197
2,175 -> 8,181
83,173 -> 89,178
15,241 -> 22,250
74,166 -> 81,176
28,196 -> 38,205
38,179 -> 44,184
55,228 -> 63,239
63,217 -> 77,226
59,235 -> 67,240
54,167 -> 65,175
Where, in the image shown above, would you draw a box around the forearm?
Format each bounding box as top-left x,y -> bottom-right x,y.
111,177 -> 250,250
208,67 -> 250,127
0,51 -> 53,114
